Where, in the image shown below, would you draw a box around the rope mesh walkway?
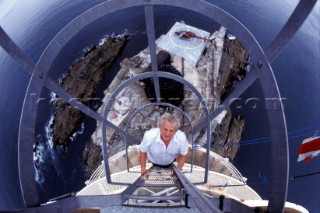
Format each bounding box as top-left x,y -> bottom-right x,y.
86,146 -> 247,185
77,164 -> 261,201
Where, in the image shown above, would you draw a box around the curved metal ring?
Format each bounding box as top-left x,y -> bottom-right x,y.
17,0 -> 287,211
101,71 -> 211,184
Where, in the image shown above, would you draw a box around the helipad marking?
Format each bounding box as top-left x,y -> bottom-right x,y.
169,25 -> 205,50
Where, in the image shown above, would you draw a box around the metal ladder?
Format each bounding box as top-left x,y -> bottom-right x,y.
123,165 -> 221,212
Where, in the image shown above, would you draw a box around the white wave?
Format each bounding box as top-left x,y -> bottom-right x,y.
69,122 -> 85,144
45,114 -> 55,150
34,132 -> 54,185
74,122 -> 85,136
49,91 -> 57,104
246,56 -> 252,73
98,29 -> 130,46
82,46 -> 91,54
34,142 -> 46,164
37,115 -> 65,179
35,167 -> 44,184
34,141 -> 47,184
56,72 -> 68,85
98,35 -> 111,46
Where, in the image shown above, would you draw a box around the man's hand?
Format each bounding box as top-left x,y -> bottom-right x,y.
177,154 -> 187,170
140,151 -> 147,176
141,168 -> 147,176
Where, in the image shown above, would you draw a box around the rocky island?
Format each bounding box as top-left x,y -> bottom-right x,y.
51,35 -> 129,147
49,24 -> 249,179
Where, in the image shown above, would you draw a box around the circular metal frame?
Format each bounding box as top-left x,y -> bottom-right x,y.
13,0 -> 294,211
101,71 -> 211,185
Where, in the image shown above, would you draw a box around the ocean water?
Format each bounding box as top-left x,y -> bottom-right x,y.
0,0 -> 319,211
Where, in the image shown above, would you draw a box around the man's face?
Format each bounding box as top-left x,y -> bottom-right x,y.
160,120 -> 177,143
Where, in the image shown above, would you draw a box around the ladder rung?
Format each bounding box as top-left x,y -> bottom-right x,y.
137,183 -> 178,187
125,194 -> 183,201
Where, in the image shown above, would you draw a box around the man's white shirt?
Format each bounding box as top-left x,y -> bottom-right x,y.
140,128 -> 189,165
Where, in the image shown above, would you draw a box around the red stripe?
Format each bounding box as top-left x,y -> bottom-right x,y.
303,156 -> 313,163
299,138 -> 320,154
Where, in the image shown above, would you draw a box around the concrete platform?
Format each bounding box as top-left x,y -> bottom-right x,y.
158,22 -> 210,67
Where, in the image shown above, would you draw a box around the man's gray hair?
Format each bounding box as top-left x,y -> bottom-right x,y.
159,112 -> 180,129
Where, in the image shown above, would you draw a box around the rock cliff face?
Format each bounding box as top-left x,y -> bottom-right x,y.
50,36 -> 128,147
83,26 -> 249,177
219,36 -> 248,100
